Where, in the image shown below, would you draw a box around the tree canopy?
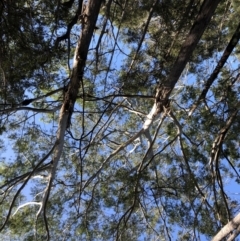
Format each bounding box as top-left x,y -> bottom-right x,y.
1,0 -> 240,240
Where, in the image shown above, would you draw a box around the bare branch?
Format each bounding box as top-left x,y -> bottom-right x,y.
12,202 -> 41,217
189,21 -> 240,116
0,142 -> 56,231
0,105 -> 61,114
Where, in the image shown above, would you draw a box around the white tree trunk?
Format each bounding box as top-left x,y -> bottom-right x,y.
211,213 -> 240,241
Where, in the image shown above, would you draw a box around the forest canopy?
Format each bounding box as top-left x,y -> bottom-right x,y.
1,0 -> 240,240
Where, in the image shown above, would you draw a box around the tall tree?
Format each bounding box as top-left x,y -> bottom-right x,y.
1,0 -> 240,240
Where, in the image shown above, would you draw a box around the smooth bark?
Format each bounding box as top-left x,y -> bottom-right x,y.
154,0 -> 222,114
212,212 -> 240,241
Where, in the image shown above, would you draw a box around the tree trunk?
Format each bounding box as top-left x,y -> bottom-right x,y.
154,0 -> 221,114
38,0 -> 102,221
211,212 -> 240,241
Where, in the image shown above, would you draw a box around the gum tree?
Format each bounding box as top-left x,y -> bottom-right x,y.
1,0 -> 240,240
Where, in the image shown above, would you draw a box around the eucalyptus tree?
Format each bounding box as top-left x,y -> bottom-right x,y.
0,0 -> 240,240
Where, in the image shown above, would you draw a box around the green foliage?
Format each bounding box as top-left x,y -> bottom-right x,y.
1,0 -> 240,240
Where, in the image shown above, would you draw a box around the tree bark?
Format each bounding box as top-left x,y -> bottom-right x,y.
154,0 -> 221,114
64,0 -> 103,127
38,0 -> 102,225
211,212 -> 240,241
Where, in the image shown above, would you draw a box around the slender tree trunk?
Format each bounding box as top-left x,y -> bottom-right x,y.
189,21 -> 240,116
211,212 -> 240,241
64,0 -> 103,127
154,0 -> 221,114
39,0 -> 102,219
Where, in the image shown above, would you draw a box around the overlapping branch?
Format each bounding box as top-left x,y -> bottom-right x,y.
189,21 -> 240,116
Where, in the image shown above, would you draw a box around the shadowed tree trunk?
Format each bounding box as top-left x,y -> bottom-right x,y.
154,0 -> 222,114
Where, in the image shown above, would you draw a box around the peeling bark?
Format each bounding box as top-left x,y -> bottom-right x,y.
64,0 -> 103,128
38,0 -> 103,225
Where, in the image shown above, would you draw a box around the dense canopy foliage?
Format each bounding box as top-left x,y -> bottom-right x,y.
1,0 -> 240,240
